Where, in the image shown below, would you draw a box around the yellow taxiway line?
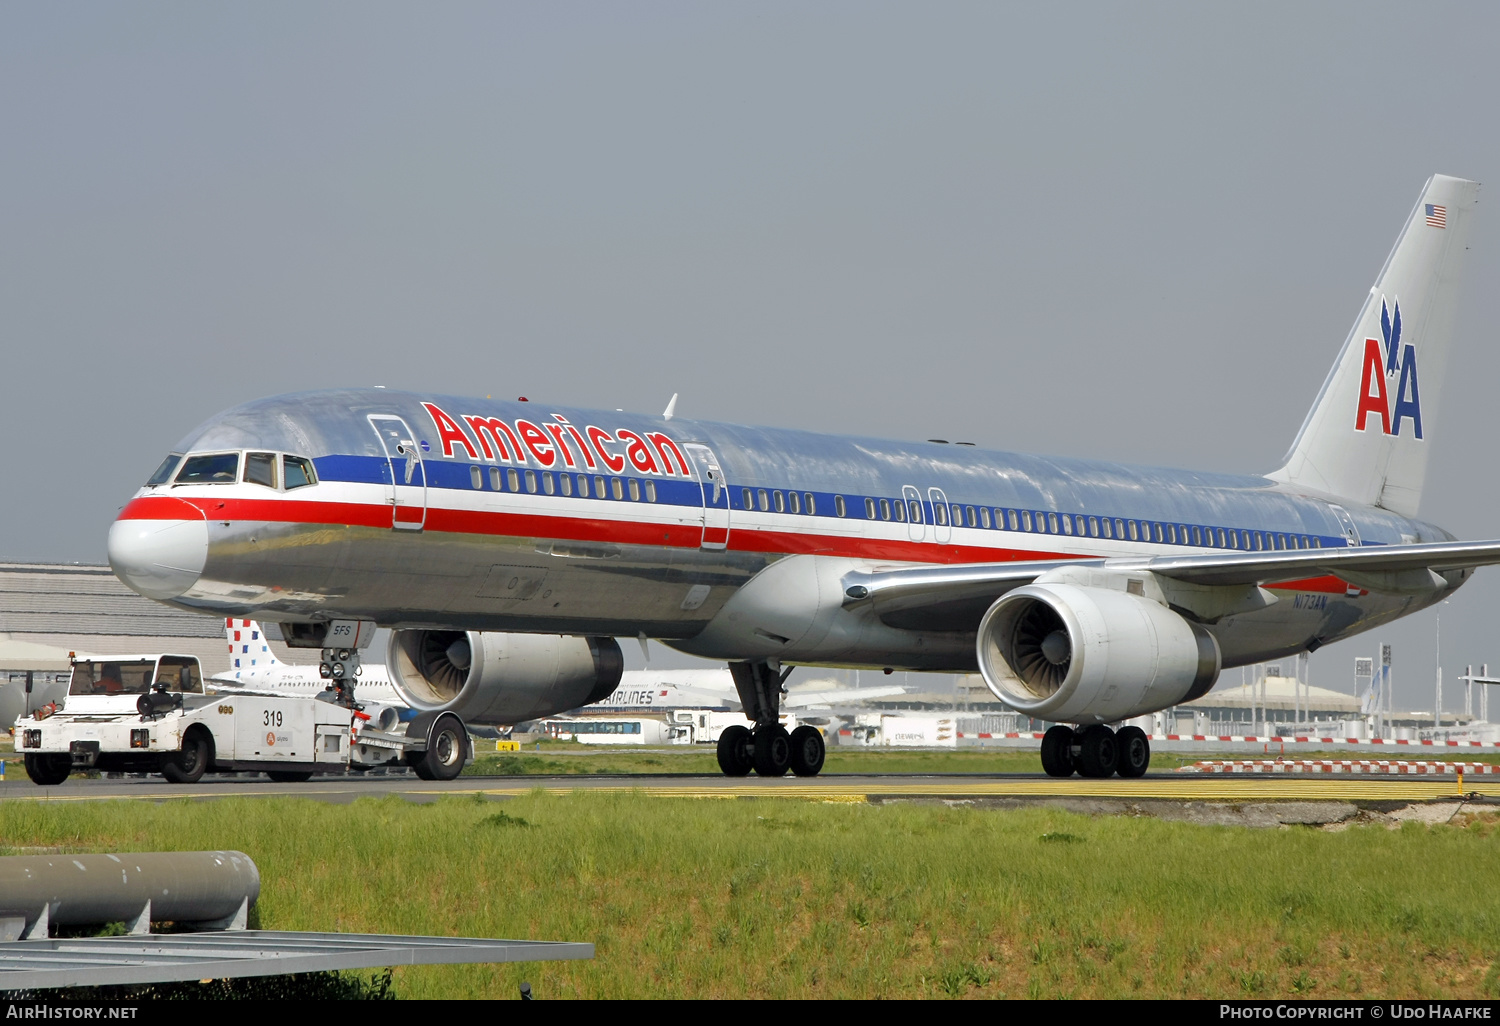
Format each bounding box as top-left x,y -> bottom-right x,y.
6,777 -> 1499,803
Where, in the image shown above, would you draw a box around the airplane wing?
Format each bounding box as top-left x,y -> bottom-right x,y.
784,685 -> 908,709
841,539 -> 1500,630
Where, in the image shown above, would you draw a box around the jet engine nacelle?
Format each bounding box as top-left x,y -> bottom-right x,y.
975,574 -> 1220,725
386,631 -> 624,725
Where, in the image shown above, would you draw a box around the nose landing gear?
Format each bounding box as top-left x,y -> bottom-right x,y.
715,660 -> 826,777
1040,723 -> 1152,778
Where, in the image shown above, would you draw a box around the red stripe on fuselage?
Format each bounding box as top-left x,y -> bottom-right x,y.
115,494 -> 1354,593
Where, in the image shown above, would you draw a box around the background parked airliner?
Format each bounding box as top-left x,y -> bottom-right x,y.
108,175 -> 1498,779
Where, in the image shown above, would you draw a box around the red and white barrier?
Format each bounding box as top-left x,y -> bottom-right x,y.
1180,760 -> 1500,775
952,731 -> 1500,747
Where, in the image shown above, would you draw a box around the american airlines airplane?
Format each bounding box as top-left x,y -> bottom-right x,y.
108,175 -> 1496,780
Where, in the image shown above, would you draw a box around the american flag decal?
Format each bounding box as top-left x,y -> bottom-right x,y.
1426,203 -> 1447,228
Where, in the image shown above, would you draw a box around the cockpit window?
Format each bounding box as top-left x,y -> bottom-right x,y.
175,452 -> 240,485
244,452 -> 277,488
283,455 -> 317,489
146,454 -> 183,487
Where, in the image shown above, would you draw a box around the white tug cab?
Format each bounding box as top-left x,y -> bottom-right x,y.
16,649 -> 470,786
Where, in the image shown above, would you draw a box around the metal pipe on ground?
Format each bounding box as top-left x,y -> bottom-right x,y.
0,851 -> 259,941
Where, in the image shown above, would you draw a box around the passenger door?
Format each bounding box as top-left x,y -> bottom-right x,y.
369,416 -> 427,531
683,443 -> 731,550
1327,503 -> 1361,546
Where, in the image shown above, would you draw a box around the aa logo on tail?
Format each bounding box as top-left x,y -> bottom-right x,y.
1355,296 -> 1422,438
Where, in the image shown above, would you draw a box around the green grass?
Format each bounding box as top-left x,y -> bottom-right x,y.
4,793 -> 1499,999
463,744 -> 1500,777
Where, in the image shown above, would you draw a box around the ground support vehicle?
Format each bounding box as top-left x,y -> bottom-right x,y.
15,655 -> 471,785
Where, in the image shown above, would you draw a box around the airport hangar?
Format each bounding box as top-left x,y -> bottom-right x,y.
0,562 -> 256,706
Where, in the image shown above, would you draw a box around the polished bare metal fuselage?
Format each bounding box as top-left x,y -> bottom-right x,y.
114,389 -> 1460,673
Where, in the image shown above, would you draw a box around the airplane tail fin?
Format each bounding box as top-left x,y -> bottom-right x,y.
224,617 -> 281,681
1270,175 -> 1480,517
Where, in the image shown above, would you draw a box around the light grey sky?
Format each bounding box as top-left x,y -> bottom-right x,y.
4,2 -> 1499,708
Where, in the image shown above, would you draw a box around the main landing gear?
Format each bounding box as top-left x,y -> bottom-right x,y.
1040,724 -> 1151,779
715,660 -> 825,778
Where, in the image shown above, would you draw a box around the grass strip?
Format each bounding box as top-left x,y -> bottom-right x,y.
3,793 -> 1499,999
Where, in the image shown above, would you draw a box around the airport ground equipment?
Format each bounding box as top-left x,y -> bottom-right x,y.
16,654 -> 471,784
0,931 -> 593,990
0,851 -> 259,942
0,850 -> 591,989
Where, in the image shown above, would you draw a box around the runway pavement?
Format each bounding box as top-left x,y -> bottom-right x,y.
2,772 -> 1496,804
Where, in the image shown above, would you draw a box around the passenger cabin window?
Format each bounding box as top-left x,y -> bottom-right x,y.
543,473 -> 556,495
470,466 -> 483,489
934,504 -> 948,526
789,492 -> 801,514
645,480 -> 657,502
864,498 -> 876,519
1022,511 -> 1033,531
490,467 -> 502,490
893,499 -> 905,522
612,478 -> 624,500
742,488 -> 753,509
805,493 -> 816,515
244,452 -> 277,489
629,479 -> 640,501
758,489 -> 770,512
1101,519 -> 1112,539
835,495 -> 846,517
560,474 -> 572,496
176,452 -> 240,485
594,475 -> 605,496
1128,521 -> 1138,541
1008,510 -> 1019,531
773,491 -> 785,513
879,499 -> 891,520
1062,515 -> 1073,535
578,474 -> 590,497
146,453 -> 183,487
980,507 -> 991,529
1047,513 -> 1059,533
525,471 -> 538,494
1088,517 -> 1099,537
508,469 -> 520,491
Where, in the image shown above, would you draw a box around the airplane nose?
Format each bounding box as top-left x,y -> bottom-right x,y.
108,500 -> 209,601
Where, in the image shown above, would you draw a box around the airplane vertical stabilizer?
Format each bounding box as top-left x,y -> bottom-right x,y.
224,617 -> 282,682
1270,175 -> 1479,517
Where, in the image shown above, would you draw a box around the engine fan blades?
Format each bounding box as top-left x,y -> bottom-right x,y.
1009,602 -> 1070,695
417,631 -> 469,697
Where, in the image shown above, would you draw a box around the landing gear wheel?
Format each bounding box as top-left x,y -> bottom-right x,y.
412,713 -> 467,781
789,725 -> 825,777
1040,725 -> 1076,778
23,753 -> 71,786
161,730 -> 213,784
752,724 -> 791,777
267,770 -> 315,783
1115,726 -> 1150,778
717,724 -> 754,776
1075,725 -> 1118,779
